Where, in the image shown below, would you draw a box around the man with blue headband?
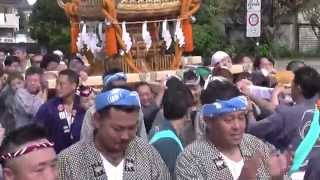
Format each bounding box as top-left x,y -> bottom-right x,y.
58,88 -> 170,180
80,68 -> 147,140
175,78 -> 288,179
102,68 -> 127,90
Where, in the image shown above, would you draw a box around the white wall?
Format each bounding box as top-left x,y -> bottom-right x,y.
0,13 -> 19,29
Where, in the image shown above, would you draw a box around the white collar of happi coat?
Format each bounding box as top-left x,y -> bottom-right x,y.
83,137 -> 138,179
193,134 -> 262,178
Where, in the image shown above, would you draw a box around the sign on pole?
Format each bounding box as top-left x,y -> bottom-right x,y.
246,0 -> 261,37
247,0 -> 261,11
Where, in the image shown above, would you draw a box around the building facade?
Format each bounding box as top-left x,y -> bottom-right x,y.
0,0 -> 35,44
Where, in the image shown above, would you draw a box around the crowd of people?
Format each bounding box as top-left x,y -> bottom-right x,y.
0,46 -> 319,180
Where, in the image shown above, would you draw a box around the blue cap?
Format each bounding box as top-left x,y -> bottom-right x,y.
95,88 -> 141,112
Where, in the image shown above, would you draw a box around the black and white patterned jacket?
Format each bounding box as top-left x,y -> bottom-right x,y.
175,134 -> 272,180
58,137 -> 170,180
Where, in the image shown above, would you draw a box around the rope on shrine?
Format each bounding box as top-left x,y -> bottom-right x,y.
63,0 -> 80,54
102,0 -> 141,73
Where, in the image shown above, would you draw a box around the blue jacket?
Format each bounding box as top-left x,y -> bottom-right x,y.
248,96 -> 320,171
35,96 -> 85,153
304,155 -> 320,180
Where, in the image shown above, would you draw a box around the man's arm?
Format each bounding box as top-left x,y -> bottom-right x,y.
248,94 -> 276,114
247,110 -> 285,147
154,80 -> 166,108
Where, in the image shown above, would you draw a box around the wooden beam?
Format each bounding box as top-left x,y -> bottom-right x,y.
229,65 -> 245,74
46,64 -> 247,89
182,56 -> 202,65
47,69 -> 185,89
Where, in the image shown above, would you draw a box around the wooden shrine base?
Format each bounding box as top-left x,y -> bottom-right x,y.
48,69 -> 185,89
47,64 -> 248,89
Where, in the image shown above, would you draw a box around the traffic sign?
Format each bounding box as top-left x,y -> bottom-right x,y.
246,11 -> 261,37
246,0 -> 261,37
248,13 -> 259,26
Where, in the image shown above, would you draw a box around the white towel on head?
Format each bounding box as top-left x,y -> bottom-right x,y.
211,51 -> 230,66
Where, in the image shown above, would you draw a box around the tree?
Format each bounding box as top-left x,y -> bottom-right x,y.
29,0 -> 70,53
193,0 -> 315,59
193,0 -> 238,63
227,0 -> 306,48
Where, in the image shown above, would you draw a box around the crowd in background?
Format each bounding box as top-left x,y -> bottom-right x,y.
0,46 -> 319,180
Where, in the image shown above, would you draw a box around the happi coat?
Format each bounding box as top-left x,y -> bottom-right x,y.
58,136 -> 171,180
35,96 -> 86,153
175,134 -> 272,180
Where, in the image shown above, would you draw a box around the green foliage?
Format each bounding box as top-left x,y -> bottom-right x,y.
255,42 -> 300,58
193,0 -> 320,59
29,0 -> 70,53
193,0 -> 234,63
193,21 -> 227,63
257,43 -> 273,58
